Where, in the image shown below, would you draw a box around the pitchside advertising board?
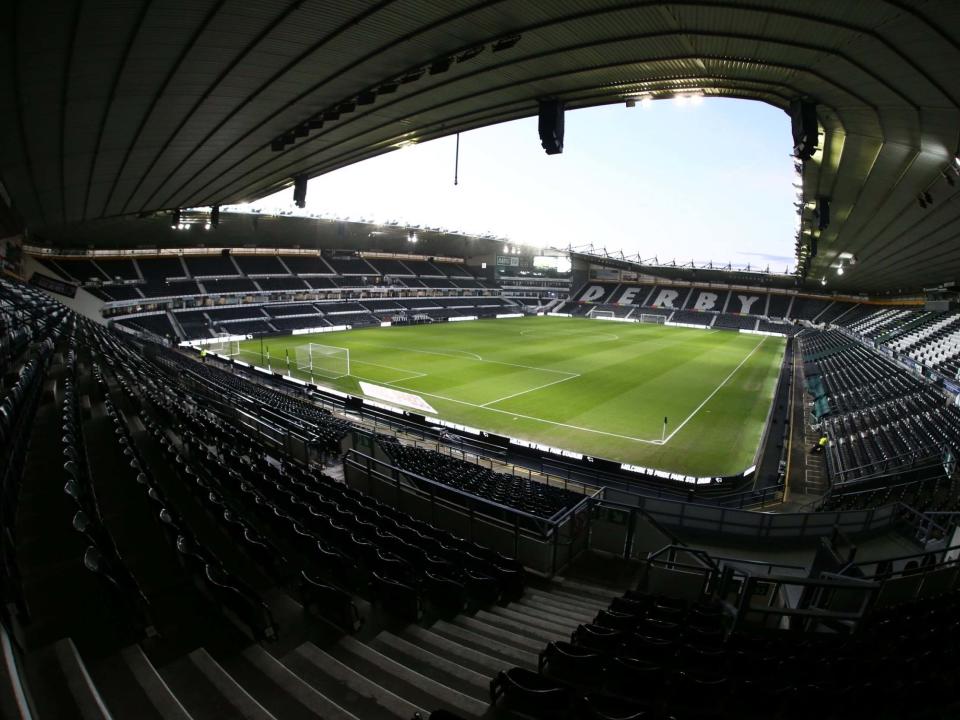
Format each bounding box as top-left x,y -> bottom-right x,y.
578,284 -> 765,314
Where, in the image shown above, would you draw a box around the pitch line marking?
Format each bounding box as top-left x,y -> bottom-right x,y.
383,345 -> 484,361
350,359 -> 428,380
660,336 -> 768,445
378,382 -> 663,445
479,373 -> 581,407
380,344 -> 577,377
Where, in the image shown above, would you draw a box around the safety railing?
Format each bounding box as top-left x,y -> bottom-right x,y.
342,449 -> 592,577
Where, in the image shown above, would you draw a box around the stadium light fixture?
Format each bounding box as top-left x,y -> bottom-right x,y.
204,222 -> 211,230
640,96 -> 652,109
836,263 -> 844,275
821,276 -> 827,286
689,93 -> 704,105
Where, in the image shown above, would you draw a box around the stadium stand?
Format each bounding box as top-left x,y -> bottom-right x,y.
379,437 -> 584,520
5,271 -> 960,719
324,256 -> 377,276
9,4 -> 960,714
799,330 -> 958,483
233,254 -> 289,276
712,314 -> 756,331
200,277 -> 259,294
93,258 -> 141,281
365,257 -> 415,276
183,255 -> 239,277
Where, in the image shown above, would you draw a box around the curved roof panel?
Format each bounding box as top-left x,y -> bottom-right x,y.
1,0 -> 958,291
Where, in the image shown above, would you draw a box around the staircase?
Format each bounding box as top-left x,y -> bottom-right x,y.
25,579 -> 619,719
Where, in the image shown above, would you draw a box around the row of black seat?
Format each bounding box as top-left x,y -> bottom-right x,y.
493,579 -> 960,719
379,435 -> 584,520
97,328 -> 526,627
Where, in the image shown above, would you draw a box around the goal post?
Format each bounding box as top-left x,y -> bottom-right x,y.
592,310 -> 617,320
295,343 -> 350,380
639,314 -> 667,325
210,334 -> 240,356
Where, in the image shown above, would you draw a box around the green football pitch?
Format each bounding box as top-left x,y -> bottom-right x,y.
237,317 -> 785,477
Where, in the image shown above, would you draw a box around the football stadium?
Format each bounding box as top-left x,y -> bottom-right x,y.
2,3 -> 960,719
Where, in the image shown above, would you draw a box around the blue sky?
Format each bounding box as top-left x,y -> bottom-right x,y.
253,98 -> 796,270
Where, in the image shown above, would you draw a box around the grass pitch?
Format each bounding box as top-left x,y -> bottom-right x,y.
238,317 -> 785,476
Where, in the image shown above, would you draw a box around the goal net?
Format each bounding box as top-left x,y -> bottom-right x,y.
639,314 -> 667,325
209,335 -> 240,356
592,310 -> 617,320
295,343 -> 350,379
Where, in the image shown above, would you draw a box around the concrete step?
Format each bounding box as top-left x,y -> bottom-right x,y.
118,645 -> 192,720
449,616 -> 548,653
226,645 -> 360,720
536,588 -> 609,611
525,590 -> 607,613
486,606 -> 575,635
473,609 -> 566,644
160,653 -> 248,720
333,635 -> 487,718
512,598 -> 594,625
432,620 -> 539,670
400,625 -> 533,675
283,643 -> 422,720
370,631 -> 489,701
52,638 -> 113,720
555,579 -> 620,602
88,650 -> 166,720
187,648 -> 276,720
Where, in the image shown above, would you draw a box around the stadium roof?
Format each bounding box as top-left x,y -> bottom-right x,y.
1,1 -> 959,292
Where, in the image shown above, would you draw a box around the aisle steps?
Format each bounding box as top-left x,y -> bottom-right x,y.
26,575 -> 624,718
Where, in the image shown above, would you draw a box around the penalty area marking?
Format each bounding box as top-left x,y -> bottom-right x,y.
382,345 -> 483,361
382,335 -> 770,447
350,359 -> 428,384
479,372 -> 581,407
377,381 -> 662,445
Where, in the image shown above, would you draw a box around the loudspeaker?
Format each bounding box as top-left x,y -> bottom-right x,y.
790,99 -> 818,160
293,175 -> 307,208
211,205 -> 220,228
220,248 -> 230,257
538,99 -> 565,155
817,196 -> 830,230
